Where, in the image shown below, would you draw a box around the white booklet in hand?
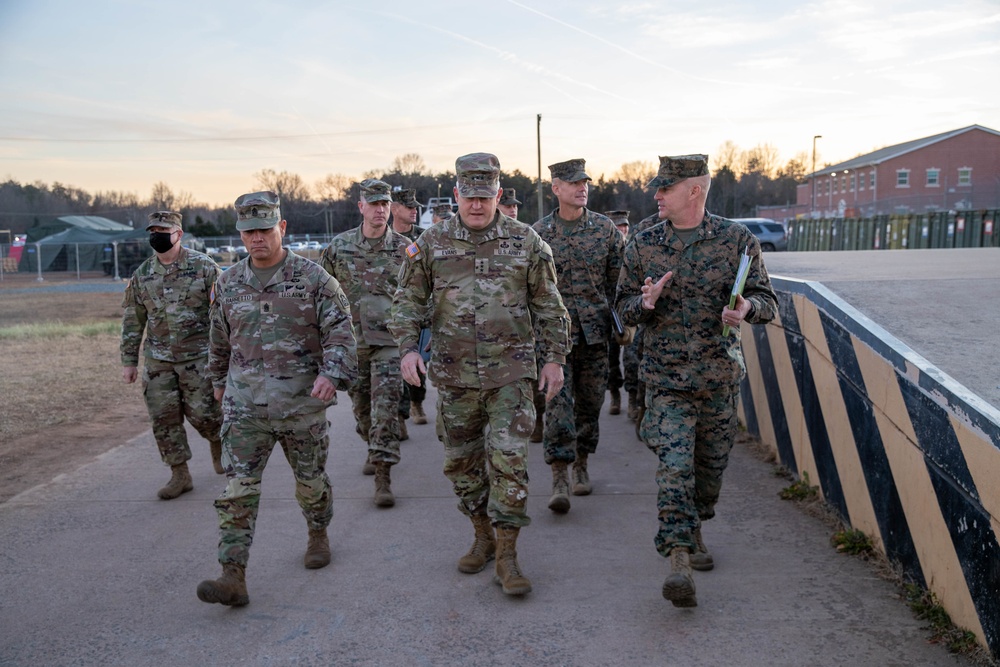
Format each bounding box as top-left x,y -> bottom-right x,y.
723,246 -> 751,337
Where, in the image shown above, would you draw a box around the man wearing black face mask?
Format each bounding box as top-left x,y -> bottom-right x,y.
121,211 -> 225,499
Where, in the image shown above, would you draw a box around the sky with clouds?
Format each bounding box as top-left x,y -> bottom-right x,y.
1,0 -> 998,207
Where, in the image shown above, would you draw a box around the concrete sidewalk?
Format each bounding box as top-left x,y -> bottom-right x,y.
0,382 -> 969,666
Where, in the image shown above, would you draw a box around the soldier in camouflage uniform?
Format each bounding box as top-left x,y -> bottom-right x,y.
120,210 -> 224,500
497,187 -> 521,219
603,210 -> 632,416
623,211 -> 661,428
390,152 -> 570,597
321,179 -> 408,507
197,191 -> 357,607
616,155 -> 777,608
389,187 -> 430,428
431,203 -> 453,225
532,158 -> 624,514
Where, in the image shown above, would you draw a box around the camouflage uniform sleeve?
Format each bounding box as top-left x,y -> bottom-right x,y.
615,238 -> 656,327
119,275 -> 146,366
316,272 -> 358,391
390,241 -> 430,356
319,244 -> 336,277
529,237 -> 570,365
741,235 -> 778,324
207,278 -> 232,390
606,223 -> 625,308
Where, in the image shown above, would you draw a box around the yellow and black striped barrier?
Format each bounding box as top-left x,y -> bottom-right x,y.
740,276 -> 1000,659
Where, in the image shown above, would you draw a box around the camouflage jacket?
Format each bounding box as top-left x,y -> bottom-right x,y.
208,251 -> 358,421
394,225 -> 423,243
532,208 -> 624,345
320,225 -> 408,349
626,212 -> 663,244
390,211 -> 570,390
120,247 -> 220,366
616,211 -> 777,390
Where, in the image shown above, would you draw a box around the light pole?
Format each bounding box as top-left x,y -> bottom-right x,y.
812,135 -> 822,217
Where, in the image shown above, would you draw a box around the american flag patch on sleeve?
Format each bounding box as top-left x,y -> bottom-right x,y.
405,244 -> 421,259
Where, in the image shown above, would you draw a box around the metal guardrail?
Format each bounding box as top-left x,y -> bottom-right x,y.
786,209 -> 999,251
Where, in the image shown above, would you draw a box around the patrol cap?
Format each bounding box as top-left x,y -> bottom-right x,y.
498,188 -> 522,206
145,211 -> 182,231
455,152 -> 500,198
433,203 -> 453,217
646,154 -> 710,189
234,191 -> 281,231
548,158 -> 590,183
605,210 -> 630,227
392,188 -> 420,208
359,179 -> 393,203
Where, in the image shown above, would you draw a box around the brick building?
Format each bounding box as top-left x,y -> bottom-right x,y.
758,124 -> 1000,222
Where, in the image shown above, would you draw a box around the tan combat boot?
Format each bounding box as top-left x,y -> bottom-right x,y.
690,526 -> 714,571
493,525 -> 532,595
373,462 -> 395,508
362,452 -> 376,476
548,461 -> 571,513
411,401 -> 427,425
571,454 -> 591,496
627,390 -> 638,421
209,439 -> 225,475
157,462 -> 193,500
398,415 -> 409,441
304,528 -> 331,569
662,547 -> 697,607
197,562 -> 249,606
609,388 -> 621,415
457,514 -> 496,573
529,415 -> 544,443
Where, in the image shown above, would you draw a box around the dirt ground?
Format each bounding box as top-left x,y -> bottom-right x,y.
0,273 -> 149,503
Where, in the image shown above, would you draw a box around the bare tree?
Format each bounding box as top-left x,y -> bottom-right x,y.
714,141 -> 741,177
741,143 -> 781,179
150,182 -> 176,210
254,169 -> 311,203
391,153 -> 428,176
315,174 -> 352,203
613,161 -> 656,189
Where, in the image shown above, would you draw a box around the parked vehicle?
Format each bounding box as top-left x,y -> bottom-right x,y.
418,197 -> 457,228
731,218 -> 787,251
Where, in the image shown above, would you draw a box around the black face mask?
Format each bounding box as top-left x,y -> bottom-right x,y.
149,231 -> 176,253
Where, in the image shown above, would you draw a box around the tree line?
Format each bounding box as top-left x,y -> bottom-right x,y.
0,143 -> 809,239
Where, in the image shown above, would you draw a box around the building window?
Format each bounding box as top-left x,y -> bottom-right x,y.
958,168 -> 972,186
841,175 -> 847,192
859,171 -> 866,191
926,169 -> 940,187
896,169 -> 910,188
870,172 -> 876,189
850,173 -> 856,192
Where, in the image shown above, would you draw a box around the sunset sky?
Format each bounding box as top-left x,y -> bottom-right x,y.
1,0 -> 998,207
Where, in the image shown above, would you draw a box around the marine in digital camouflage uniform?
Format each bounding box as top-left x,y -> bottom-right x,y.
623,211 -> 662,427
322,179 -> 409,507
389,187 -> 430,427
603,210 -> 632,416
197,191 -> 357,608
532,158 -> 624,514
390,152 -> 570,597
120,210 -> 223,500
615,155 -> 777,608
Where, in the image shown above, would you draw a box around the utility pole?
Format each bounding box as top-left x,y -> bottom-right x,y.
536,114 -> 544,220
812,135 -> 822,218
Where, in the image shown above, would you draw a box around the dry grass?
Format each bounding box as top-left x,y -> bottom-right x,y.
0,273 -> 147,501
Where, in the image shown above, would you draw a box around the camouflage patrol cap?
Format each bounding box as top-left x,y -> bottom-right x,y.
455,152 -> 500,198
145,211 -> 182,231
234,191 -> 281,231
646,154 -> 710,189
392,188 -> 420,208
548,158 -> 590,183
359,179 -> 393,203
433,203 -> 453,218
605,210 -> 630,227
498,188 -> 522,206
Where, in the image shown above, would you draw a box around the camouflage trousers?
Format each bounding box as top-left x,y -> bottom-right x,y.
607,340 -> 624,392
141,356 -> 222,467
214,412 -> 332,566
436,379 -> 535,528
640,384 -> 738,557
543,340 -> 608,464
349,346 -> 401,465
623,327 -> 642,395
